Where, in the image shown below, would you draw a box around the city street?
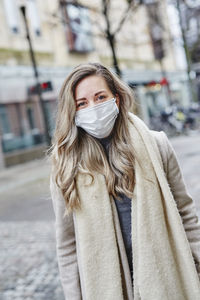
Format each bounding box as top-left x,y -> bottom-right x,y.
170,133 -> 200,215
0,133 -> 200,300
0,159 -> 65,300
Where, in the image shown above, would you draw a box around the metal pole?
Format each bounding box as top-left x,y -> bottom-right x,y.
20,6 -> 51,146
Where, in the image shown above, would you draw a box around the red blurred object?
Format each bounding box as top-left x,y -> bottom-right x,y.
40,81 -> 52,92
147,80 -> 157,87
28,81 -> 53,95
41,82 -> 48,89
160,77 -> 168,86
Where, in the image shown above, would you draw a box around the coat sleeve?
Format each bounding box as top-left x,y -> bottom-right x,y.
157,131 -> 200,278
50,176 -> 82,300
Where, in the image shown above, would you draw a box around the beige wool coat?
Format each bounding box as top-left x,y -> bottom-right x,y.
50,131 -> 200,300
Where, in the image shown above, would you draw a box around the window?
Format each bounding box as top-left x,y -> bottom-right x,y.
27,105 -> 35,130
3,0 -> 41,36
27,0 -> 41,36
65,4 -> 93,53
44,101 -> 55,136
3,0 -> 20,33
0,105 -> 11,135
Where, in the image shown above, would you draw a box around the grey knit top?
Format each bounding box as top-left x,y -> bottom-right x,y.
98,135 -> 133,281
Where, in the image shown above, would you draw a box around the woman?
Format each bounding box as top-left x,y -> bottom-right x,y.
50,63 -> 200,300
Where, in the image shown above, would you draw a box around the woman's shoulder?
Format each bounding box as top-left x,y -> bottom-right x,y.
150,130 -> 175,156
150,130 -> 169,149
150,130 -> 172,172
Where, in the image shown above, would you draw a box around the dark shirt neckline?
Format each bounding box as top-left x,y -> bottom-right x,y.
97,134 -> 113,149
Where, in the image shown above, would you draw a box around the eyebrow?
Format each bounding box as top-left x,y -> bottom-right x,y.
76,90 -> 107,102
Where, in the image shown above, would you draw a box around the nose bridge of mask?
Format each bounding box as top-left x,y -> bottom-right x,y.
75,97 -> 116,123
78,97 -> 116,114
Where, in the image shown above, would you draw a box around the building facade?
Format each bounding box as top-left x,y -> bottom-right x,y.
0,0 -> 189,168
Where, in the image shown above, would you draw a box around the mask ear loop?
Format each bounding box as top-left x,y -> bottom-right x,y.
113,97 -> 119,114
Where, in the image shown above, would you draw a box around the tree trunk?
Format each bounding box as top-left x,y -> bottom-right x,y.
107,32 -> 122,77
102,0 -> 122,77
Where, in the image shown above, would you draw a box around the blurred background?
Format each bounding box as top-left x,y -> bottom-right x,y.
0,0 -> 200,299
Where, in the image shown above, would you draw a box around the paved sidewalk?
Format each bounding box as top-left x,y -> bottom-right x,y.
170,133 -> 200,216
0,222 -> 64,300
0,158 -> 50,194
0,158 -> 65,300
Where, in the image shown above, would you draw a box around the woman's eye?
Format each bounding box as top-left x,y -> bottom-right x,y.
77,102 -> 85,108
97,95 -> 105,101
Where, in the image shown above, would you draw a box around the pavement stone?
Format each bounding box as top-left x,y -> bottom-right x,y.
0,221 -> 64,300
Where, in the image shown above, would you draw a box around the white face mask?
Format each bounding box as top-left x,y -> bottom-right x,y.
75,98 -> 119,139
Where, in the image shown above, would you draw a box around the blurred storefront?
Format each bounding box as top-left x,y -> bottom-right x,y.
0,65 -> 65,167
124,68 -> 190,124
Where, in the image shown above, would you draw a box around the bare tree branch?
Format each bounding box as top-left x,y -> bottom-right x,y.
113,0 -> 140,36
60,0 -> 107,35
101,0 -> 122,76
73,2 -> 107,35
91,17 -> 107,36
102,0 -> 111,38
49,11 -> 106,39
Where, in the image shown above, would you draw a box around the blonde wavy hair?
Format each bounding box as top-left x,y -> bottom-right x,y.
50,63 -> 136,213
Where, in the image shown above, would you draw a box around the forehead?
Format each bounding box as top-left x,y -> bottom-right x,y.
75,75 -> 111,99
